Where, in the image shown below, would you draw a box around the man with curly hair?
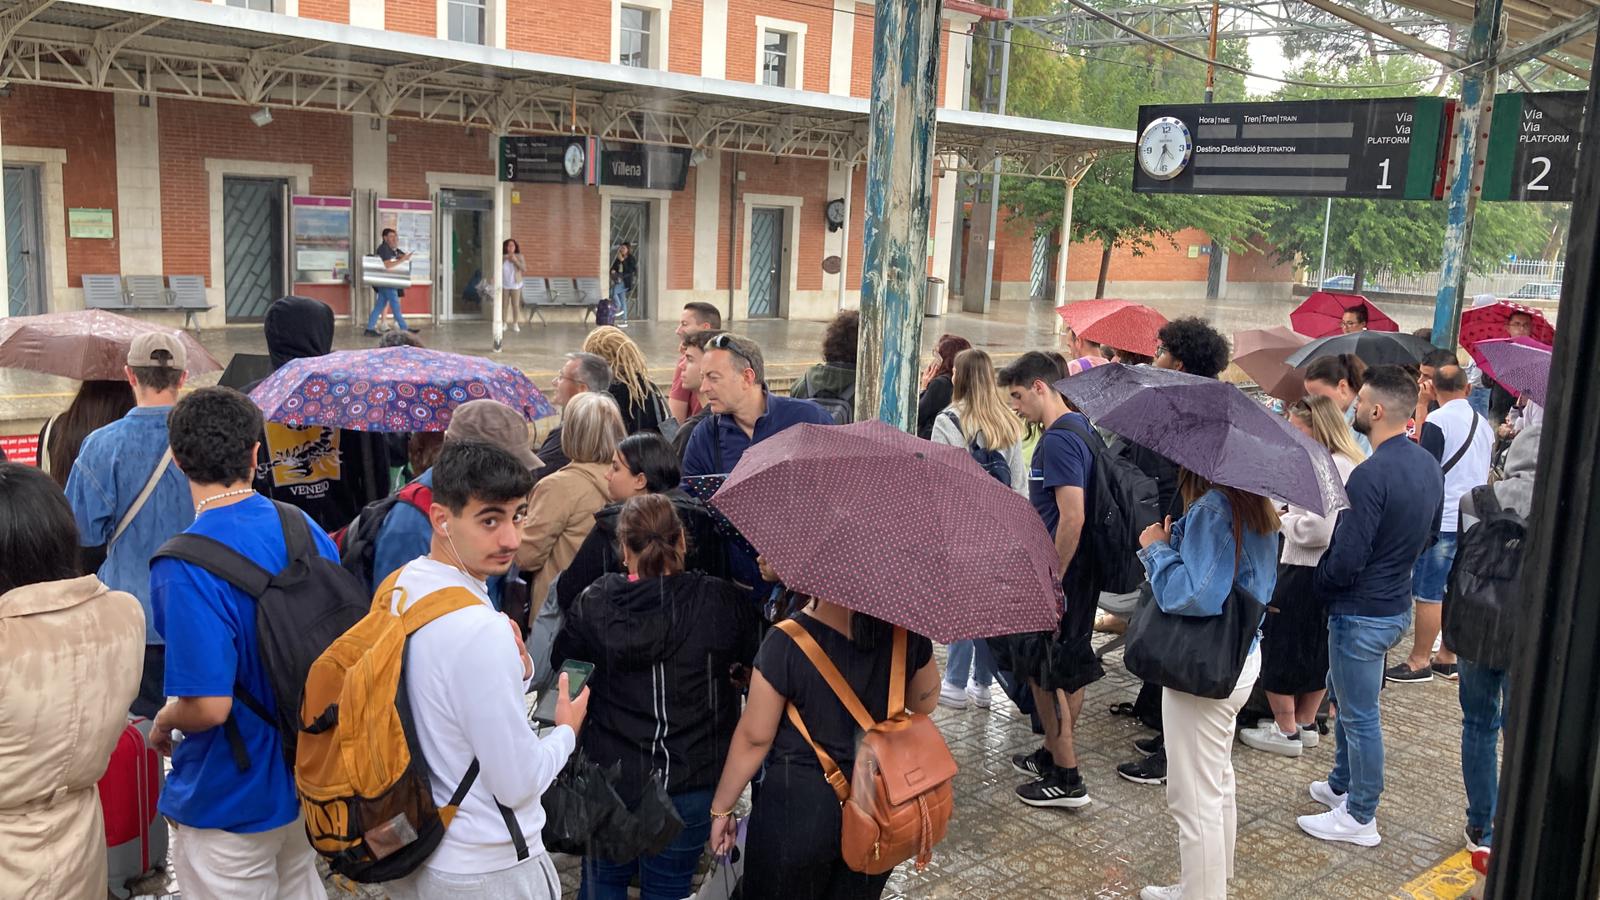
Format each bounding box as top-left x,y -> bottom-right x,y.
1152,317 -> 1231,379
789,309 -> 859,424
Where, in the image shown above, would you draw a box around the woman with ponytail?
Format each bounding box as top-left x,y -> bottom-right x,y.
552,493 -> 760,900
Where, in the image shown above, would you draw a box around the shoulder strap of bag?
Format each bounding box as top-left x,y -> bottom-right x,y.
711,413 -> 725,474
777,618 -> 877,804
39,417 -> 55,475
110,447 -> 174,547
1443,411 -> 1481,475
1052,414 -> 1106,454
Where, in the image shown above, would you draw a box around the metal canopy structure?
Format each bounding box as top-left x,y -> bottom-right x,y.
0,0 -> 1131,179
1015,0 -> 1443,51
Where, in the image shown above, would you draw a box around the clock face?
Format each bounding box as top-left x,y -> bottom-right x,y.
564,143 -> 586,178
1138,117 -> 1192,180
825,199 -> 846,225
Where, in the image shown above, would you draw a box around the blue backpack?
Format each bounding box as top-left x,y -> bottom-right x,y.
943,411 -> 1011,486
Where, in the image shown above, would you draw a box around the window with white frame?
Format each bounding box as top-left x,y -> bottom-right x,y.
619,6 -> 654,68
754,19 -> 805,89
226,0 -> 276,10
762,31 -> 791,87
447,0 -> 487,44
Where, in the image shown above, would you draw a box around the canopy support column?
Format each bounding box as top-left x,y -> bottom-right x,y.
856,0 -> 943,430
491,140 -> 508,353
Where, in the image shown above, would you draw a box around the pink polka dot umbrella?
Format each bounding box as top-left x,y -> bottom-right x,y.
249,346 -> 554,431
708,420 -> 1064,643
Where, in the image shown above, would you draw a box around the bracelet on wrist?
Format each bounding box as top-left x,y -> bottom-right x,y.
710,807 -> 735,819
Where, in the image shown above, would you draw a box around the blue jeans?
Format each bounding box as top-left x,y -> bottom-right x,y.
368,288 -> 408,331
1468,386 -> 1491,418
610,281 -> 628,322
944,640 -> 995,690
1411,532 -> 1458,604
1326,611 -> 1411,824
1459,659 -> 1509,844
579,788 -> 712,900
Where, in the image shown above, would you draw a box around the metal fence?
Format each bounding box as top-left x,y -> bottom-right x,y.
1306,259 -> 1566,299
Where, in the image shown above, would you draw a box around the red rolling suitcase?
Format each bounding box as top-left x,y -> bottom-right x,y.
99,716 -> 168,894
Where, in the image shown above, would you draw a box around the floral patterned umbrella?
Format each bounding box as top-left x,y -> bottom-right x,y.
249,347 -> 554,432
709,420 -> 1063,642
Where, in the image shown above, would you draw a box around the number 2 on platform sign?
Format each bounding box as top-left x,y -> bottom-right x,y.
1376,158 -> 1393,190
1527,157 -> 1552,192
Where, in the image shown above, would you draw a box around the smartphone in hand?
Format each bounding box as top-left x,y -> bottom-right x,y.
532,659 -> 595,726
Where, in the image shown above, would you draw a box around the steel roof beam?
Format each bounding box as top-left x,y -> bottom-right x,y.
1499,7 -> 1600,68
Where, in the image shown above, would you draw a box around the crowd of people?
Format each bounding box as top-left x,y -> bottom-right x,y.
0,293 -> 1541,900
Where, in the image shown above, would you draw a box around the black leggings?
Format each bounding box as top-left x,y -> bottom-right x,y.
740,762 -> 891,900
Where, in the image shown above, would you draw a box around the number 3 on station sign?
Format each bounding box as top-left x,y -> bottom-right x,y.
1138,116 -> 1192,181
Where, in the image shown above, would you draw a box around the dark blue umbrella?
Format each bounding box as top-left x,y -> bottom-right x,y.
1055,364 -> 1348,515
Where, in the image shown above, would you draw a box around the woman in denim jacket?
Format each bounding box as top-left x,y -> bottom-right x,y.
1134,471 -> 1280,900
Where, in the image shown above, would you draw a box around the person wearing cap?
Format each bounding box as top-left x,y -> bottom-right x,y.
369,399 -> 541,604
65,332 -> 196,717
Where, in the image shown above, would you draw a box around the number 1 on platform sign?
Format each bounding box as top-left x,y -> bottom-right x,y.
1376,158 -> 1393,190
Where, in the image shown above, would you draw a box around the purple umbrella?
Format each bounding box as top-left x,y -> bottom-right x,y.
250,347 -> 554,432
1475,337 -> 1552,406
1056,364 -> 1348,515
710,420 -> 1063,643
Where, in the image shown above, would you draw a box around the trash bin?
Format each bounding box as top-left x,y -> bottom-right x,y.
925,277 -> 945,317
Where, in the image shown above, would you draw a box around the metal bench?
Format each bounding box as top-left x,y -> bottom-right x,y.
521,277 -> 553,325
167,275 -> 213,330
124,275 -> 172,310
549,278 -> 594,324
83,274 -> 131,310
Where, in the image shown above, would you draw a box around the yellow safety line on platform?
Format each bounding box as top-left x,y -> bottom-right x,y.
1392,849 -> 1477,899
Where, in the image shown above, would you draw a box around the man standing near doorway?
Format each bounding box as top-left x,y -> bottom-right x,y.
368,228 -> 418,337
608,242 -> 636,329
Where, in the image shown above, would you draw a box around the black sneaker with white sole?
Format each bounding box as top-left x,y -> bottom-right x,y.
1117,749 -> 1167,785
1011,747 -> 1051,778
1016,767 -> 1091,809
1384,662 -> 1433,684
1134,734 -> 1163,756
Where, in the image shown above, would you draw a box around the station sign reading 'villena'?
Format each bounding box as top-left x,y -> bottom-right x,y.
499,136 -> 691,191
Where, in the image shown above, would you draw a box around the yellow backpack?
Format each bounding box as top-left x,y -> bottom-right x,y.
296,570 -> 530,883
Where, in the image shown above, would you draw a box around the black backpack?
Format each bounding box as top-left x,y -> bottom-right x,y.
154,500 -> 370,772
1053,417 -> 1161,594
807,380 -> 856,425
335,481 -> 434,593
942,410 -> 1011,487
1443,485 -> 1528,671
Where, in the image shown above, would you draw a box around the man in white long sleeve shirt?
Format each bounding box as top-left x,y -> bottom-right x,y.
385,440 -> 588,900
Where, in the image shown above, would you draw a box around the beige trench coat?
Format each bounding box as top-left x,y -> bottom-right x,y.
0,576 -> 145,900
517,461 -> 611,616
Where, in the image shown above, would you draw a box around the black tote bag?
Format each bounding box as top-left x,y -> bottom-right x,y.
1123,578 -> 1267,700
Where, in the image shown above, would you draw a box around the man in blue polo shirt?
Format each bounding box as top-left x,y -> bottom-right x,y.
66,331 -> 195,717
148,387 -> 330,899
680,333 -> 832,595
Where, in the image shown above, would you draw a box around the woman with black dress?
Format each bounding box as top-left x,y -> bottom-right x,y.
1239,394 -> 1364,758
914,334 -> 972,439
708,559 -> 940,900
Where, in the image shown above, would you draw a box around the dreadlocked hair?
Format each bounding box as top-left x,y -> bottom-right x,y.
583,325 -> 653,401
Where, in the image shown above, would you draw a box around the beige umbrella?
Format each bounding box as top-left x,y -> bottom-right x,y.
1233,326 -> 1311,403
0,310 -> 220,381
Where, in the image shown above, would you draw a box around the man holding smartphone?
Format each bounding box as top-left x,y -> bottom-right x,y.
382,440 -> 588,899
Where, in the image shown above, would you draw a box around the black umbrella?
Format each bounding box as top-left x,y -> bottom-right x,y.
1285,331 -> 1436,369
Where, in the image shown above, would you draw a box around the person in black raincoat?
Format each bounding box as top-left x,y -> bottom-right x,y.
555,433 -> 726,611
552,493 -> 759,900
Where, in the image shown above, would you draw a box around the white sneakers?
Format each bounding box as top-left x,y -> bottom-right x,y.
1140,885 -> 1182,900
1298,803 -> 1381,847
1308,780 -> 1347,809
1240,724 -> 1303,758
937,683 -> 969,709
967,684 -> 992,708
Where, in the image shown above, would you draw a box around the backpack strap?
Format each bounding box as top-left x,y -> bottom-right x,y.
440,759 -> 530,863
1443,411 -> 1482,475
776,618 -> 877,804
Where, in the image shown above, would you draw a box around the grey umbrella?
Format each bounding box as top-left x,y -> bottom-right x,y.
1056,364 -> 1349,515
1285,330 -> 1437,369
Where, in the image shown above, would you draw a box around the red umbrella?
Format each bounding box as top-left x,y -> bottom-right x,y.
1290,291 -> 1398,338
0,310 -> 220,381
1460,301 -> 1555,372
709,420 -> 1063,642
1055,299 -> 1168,357
1233,326 -> 1311,403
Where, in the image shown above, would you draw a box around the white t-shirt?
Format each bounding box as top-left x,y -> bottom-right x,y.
388,557 -> 574,875
1422,397 -> 1493,533
502,257 -> 523,291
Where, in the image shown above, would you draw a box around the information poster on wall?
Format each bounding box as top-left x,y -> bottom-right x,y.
377,199 -> 434,285
291,195 -> 353,284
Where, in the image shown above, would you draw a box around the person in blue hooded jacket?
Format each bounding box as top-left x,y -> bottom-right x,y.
1133,470 -> 1280,900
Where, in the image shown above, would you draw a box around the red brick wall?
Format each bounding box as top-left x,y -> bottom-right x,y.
725,0 -> 834,90
850,9 -> 874,98
992,213 -> 1035,282
715,153 -> 735,292
157,101 -> 353,284
1226,239 -> 1296,283
668,172 -> 696,290
0,87 -> 119,287
299,0 -> 349,23
508,0 -> 608,60
730,157 -> 828,293
669,2 -> 703,75
387,0 -> 435,36
385,120 -> 494,199
508,183 -> 601,277
845,165 -> 866,287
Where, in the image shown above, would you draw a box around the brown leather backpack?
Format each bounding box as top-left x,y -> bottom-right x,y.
777,619 -> 957,875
